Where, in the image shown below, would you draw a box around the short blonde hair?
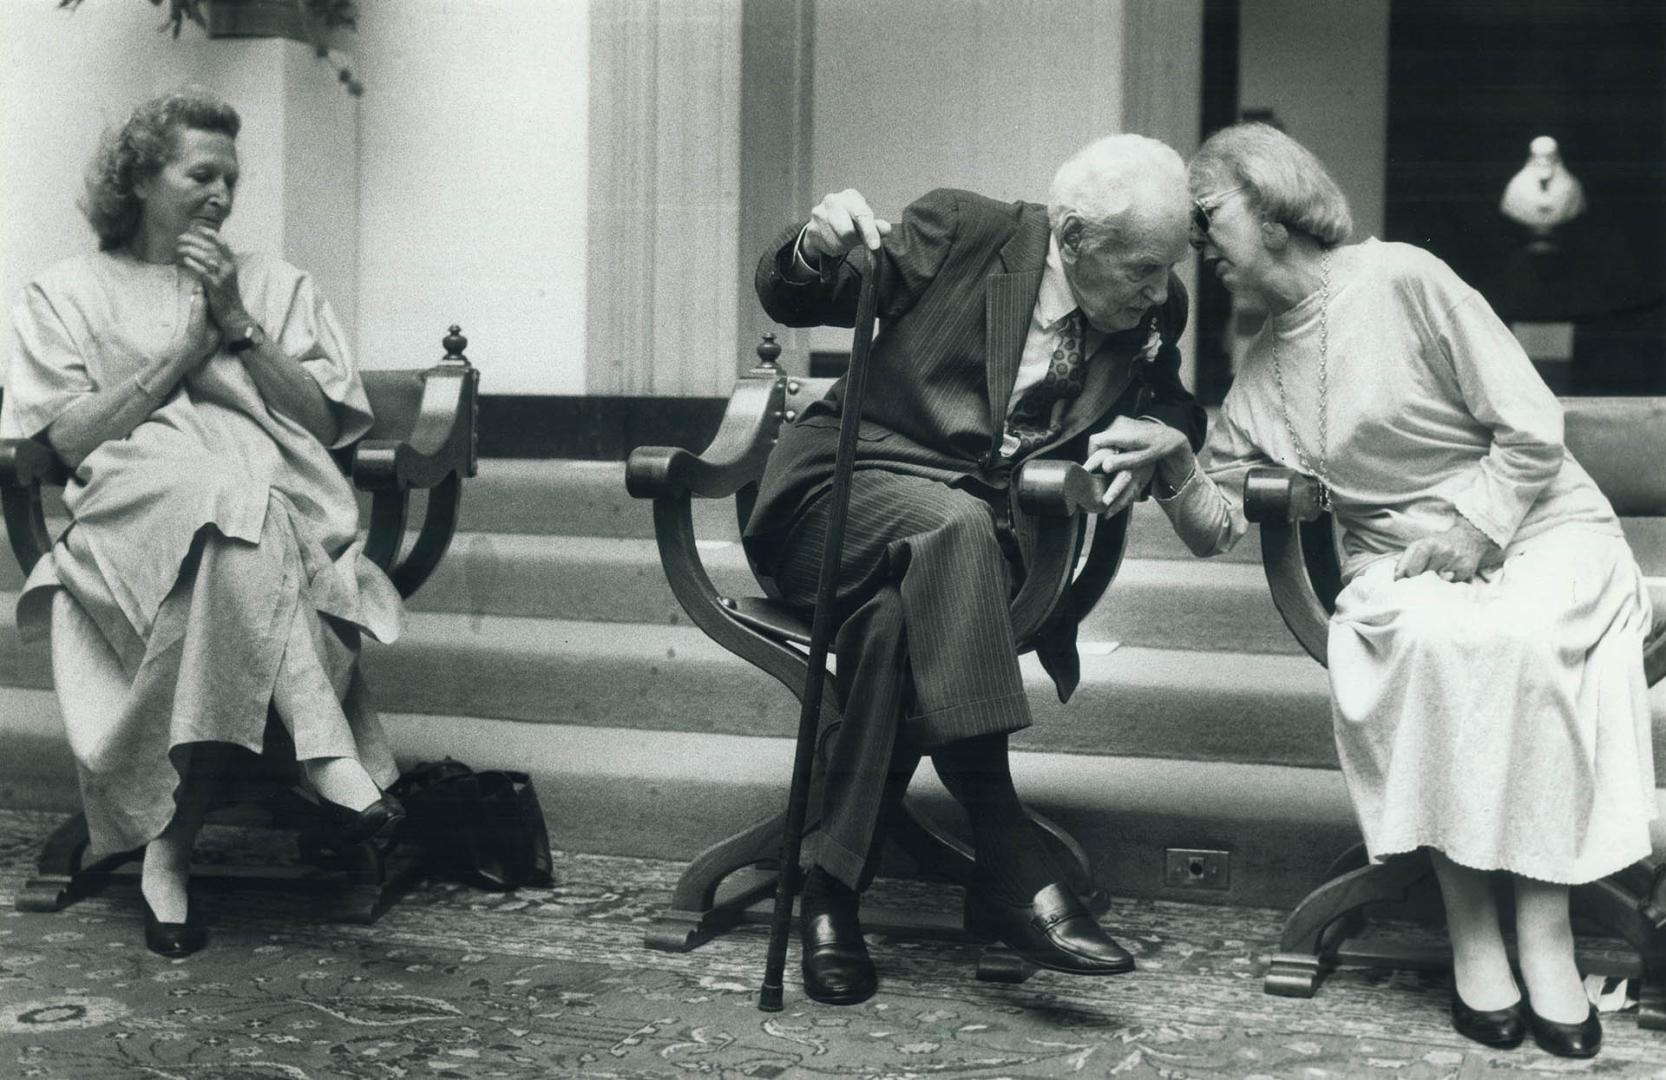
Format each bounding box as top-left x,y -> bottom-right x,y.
1189,123 -> 1352,246
1048,133 -> 1188,250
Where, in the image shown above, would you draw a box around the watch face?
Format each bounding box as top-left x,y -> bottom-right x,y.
228,324 -> 263,353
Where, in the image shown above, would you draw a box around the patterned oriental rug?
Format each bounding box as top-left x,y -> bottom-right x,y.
2,808 -> 1665,1079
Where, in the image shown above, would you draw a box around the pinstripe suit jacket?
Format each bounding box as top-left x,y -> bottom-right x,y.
743,188 -> 1206,697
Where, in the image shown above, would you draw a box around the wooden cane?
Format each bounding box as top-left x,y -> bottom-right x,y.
758,249 -> 883,1012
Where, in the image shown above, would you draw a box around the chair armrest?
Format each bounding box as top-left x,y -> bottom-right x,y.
0,439 -> 69,576
1015,459 -> 1110,517
1009,460 -> 1129,644
0,438 -> 70,488
351,362 -> 479,493
1244,467 -> 1326,524
1244,466 -> 1338,666
627,378 -> 785,501
351,356 -> 479,600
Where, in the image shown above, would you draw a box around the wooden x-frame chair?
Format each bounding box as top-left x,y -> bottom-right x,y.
2,326 -> 480,924
1244,395 -> 1666,1028
626,336 -> 1128,982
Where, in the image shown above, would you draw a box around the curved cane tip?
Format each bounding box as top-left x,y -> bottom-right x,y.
758,984 -> 785,1012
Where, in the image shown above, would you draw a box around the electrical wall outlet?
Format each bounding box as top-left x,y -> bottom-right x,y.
1164,848 -> 1230,891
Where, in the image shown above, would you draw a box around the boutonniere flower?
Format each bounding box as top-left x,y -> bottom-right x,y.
1137,326 -> 1163,364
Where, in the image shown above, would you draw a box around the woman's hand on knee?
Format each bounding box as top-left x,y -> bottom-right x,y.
1394,519 -> 1502,582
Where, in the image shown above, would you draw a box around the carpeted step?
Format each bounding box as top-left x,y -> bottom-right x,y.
418,459 -> 1258,563
358,616 -> 1341,768
1,608 -> 1331,767
7,605 -> 1665,771
400,535 -> 1304,655
0,684 -> 1361,909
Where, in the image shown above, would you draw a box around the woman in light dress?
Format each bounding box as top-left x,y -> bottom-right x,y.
2,88 -> 405,956
1090,123 -> 1654,1059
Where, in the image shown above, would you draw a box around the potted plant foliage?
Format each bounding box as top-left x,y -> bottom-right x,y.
59,0 -> 362,95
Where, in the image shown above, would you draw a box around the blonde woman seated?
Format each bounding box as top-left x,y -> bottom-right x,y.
1089,123 -> 1654,1059
1,88 -> 404,957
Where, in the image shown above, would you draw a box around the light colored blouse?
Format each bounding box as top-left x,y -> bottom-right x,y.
2,249 -> 398,644
1158,238 -> 1620,579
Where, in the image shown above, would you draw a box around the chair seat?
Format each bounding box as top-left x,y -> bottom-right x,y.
727,596 -> 812,647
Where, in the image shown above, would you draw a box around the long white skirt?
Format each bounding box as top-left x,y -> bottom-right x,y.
1328,524 -> 1656,885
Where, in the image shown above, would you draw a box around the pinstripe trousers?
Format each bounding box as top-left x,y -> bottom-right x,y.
772,470 -> 1031,889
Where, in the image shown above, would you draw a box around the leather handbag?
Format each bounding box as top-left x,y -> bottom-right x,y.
391,759 -> 555,891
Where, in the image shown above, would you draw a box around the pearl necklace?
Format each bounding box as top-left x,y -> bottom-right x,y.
1270,249 -> 1334,511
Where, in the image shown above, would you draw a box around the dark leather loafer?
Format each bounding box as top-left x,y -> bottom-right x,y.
142,894 -> 206,959
1526,1000 -> 1601,1058
799,884 -> 877,1005
320,792 -> 407,847
1450,991 -> 1525,1048
964,882 -> 1134,975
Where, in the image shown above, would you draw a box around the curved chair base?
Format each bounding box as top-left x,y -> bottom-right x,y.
645,796 -> 1105,986
1264,846 -> 1666,1026
13,801 -> 426,925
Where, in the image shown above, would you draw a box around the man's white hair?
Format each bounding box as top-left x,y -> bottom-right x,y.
1048,134 -> 1188,248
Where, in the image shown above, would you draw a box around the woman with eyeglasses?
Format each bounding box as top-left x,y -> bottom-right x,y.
1084,122 -> 1653,1059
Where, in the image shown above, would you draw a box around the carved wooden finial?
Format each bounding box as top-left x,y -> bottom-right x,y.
749,332 -> 784,379
442,325 -> 469,364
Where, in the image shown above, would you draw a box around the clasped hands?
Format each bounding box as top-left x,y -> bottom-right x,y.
1083,416 -> 1191,517
174,223 -> 258,350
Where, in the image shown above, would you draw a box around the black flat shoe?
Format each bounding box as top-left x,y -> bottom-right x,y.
1450,991 -> 1526,1048
142,894 -> 206,959
964,882 -> 1134,975
1526,1000 -> 1601,1058
319,792 -> 407,847
799,878 -> 877,1006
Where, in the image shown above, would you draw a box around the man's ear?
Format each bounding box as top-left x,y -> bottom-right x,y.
1260,220 -> 1289,251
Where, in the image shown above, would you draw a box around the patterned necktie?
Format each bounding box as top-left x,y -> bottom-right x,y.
1003,309 -> 1087,458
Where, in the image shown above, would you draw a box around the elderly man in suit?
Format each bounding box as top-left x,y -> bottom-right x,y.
743,134 -> 1203,1004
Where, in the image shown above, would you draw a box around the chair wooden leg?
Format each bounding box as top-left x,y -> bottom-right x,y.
645,813 -> 786,952
1568,875 -> 1666,1031
14,796 -> 425,925
15,812 -> 106,912
1029,809 -> 1105,911
1627,855 -> 1666,931
890,798 -> 974,885
1264,852 -> 1432,998
885,801 -> 1036,983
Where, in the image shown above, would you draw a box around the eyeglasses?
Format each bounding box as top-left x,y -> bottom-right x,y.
1190,185 -> 1249,236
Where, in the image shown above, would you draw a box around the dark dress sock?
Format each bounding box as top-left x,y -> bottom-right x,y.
930,733 -> 1071,902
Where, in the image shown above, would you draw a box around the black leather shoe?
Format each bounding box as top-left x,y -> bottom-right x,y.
964,882 -> 1135,975
1526,1000 -> 1601,1058
799,881 -> 877,1005
142,894 -> 206,959
320,792 -> 407,847
1450,991 -> 1526,1048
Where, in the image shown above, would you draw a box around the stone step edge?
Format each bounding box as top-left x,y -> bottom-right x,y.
0,686 -> 1353,828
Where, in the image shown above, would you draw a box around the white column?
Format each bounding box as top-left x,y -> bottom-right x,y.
586,0 -> 742,397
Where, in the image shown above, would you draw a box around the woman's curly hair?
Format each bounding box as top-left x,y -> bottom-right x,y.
81,87 -> 241,251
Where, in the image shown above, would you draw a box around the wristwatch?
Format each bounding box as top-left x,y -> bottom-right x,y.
226,321 -> 266,354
